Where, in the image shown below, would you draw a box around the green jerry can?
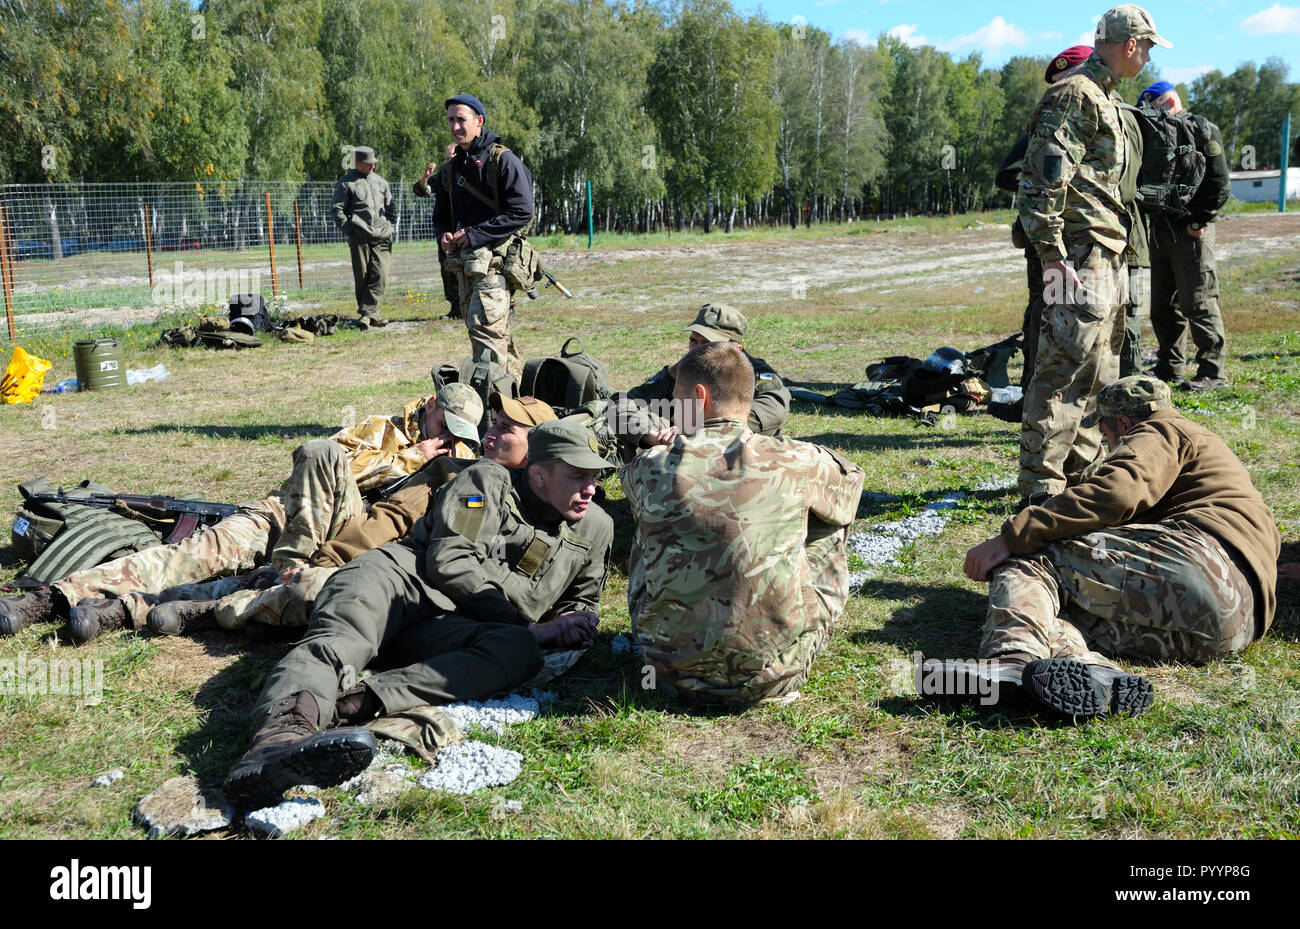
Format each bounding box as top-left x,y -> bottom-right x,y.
73,337 -> 126,391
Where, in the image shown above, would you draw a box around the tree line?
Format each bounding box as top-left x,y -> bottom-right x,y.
3,0 -> 1297,234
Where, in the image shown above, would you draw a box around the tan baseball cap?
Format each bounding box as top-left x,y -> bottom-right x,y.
352,146 -> 379,165
490,393 -> 558,428
685,303 -> 747,343
1082,375 -> 1172,427
1096,4 -> 1172,48
433,382 -> 484,444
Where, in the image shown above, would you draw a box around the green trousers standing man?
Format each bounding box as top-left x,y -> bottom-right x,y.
332,145 -> 395,330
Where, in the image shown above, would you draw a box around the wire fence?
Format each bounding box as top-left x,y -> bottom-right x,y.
0,181 -> 455,339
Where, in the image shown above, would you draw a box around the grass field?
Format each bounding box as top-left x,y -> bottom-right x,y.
1,211 -> 1297,839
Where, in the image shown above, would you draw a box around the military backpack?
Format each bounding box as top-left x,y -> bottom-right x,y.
433,350 -> 518,429
520,338 -> 612,414
1123,101 -> 1210,217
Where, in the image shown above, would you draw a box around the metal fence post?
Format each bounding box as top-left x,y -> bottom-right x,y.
293,199 -> 304,289
0,203 -> 15,340
265,190 -> 278,296
143,203 -> 155,288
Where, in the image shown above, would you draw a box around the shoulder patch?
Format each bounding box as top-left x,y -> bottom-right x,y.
465,495 -> 485,508
758,372 -> 774,380
1206,139 -> 1223,158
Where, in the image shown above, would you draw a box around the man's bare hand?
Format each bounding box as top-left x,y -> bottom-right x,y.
423,162 -> 437,179
964,536 -> 1012,582
1186,224 -> 1204,239
532,609 -> 599,649
440,231 -> 458,255
416,436 -> 451,460
1043,259 -> 1084,295
640,426 -> 680,448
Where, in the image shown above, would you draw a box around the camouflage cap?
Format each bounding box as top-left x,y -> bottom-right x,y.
527,419 -> 609,470
491,393 -> 558,428
434,382 -> 484,444
686,303 -> 747,343
1096,4 -> 1172,48
1082,375 -> 1172,427
352,146 -> 378,165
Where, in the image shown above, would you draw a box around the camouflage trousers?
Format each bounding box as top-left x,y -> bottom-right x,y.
1150,220 -> 1225,380
349,239 -> 390,317
1019,242 -> 1126,499
640,528 -> 849,707
979,521 -> 1256,668
52,440 -> 362,628
210,564 -> 338,631
456,250 -> 521,383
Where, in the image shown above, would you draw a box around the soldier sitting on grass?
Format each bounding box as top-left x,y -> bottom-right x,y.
621,341 -> 864,706
924,376 -> 1280,720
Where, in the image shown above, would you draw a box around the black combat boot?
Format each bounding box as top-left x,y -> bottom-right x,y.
68,597 -> 129,644
987,399 -> 1023,423
917,652 -> 1033,708
1024,657 -> 1154,719
223,691 -> 376,811
146,599 -> 220,636
0,587 -> 57,636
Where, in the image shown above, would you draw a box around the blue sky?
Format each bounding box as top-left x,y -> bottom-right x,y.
739,1 -> 1300,82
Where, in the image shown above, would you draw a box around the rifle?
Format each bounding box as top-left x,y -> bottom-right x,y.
28,491 -> 240,544
527,264 -> 573,300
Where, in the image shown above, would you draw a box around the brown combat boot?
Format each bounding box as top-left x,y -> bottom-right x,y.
223,691 -> 376,811
68,597 -> 129,644
146,599 -> 220,637
0,587 -> 57,636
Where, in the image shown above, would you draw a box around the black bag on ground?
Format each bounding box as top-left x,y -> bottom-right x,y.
229,294 -> 271,333
520,338 -> 612,412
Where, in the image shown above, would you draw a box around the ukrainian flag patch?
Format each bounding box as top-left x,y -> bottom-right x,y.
758,373 -> 774,380
465,495 -> 485,508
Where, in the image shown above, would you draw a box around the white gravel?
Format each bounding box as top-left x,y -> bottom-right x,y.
975,474 -> 1017,492
849,493 -> 966,587
417,742 -> 523,794
92,769 -> 124,787
440,695 -> 541,736
245,797 -> 326,837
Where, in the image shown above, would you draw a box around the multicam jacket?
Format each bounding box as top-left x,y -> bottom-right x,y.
332,396 -> 475,495
1019,53 -> 1128,263
621,418 -> 865,703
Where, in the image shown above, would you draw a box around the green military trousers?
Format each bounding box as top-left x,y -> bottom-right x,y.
979,521 -> 1255,668
349,239 -> 391,318
1018,247 -> 1045,389
251,540 -> 543,727
1149,221 -> 1225,381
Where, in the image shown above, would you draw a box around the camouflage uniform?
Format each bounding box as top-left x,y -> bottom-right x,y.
51,396 -> 469,628
331,148 -> 395,321
251,432 -> 612,723
981,376 -> 1278,668
621,419 -> 865,705
1017,52 -> 1129,499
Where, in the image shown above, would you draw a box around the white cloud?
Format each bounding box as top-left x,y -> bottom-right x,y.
935,16 -> 1060,55
843,28 -> 874,46
1162,64 -> 1215,83
1241,3 -> 1300,34
887,24 -> 928,46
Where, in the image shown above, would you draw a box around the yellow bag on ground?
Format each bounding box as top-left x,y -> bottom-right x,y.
1,346 -> 53,404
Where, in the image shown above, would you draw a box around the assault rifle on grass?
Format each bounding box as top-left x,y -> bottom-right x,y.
28,490 -> 240,543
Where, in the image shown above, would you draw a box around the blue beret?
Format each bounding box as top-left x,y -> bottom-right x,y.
1139,81 -> 1175,104
445,94 -> 486,118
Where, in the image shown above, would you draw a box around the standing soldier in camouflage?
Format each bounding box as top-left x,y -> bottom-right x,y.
1139,83 -> 1232,391
431,94 -> 535,382
415,144 -> 462,320
0,388 -> 482,642
928,376 -> 1279,719
331,146 -> 395,330
1016,5 -> 1169,509
622,303 -> 792,438
222,419 -> 612,810
622,341 -> 865,706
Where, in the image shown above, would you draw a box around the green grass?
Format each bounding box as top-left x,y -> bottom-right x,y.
0,211 -> 1297,839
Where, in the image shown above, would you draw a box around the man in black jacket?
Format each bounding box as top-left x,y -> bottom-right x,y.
428,93 -> 534,382
1139,83 -> 1232,391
